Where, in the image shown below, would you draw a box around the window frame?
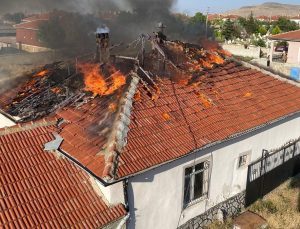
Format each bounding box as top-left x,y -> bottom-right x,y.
182,158 -> 211,208
237,151 -> 251,169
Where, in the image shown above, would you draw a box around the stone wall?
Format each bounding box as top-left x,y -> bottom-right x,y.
179,192 -> 245,229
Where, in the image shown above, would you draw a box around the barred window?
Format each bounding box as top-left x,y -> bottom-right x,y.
183,161 -> 210,207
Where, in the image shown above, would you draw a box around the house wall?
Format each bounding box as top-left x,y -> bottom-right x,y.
0,114 -> 15,128
287,41 -> 300,64
16,28 -> 42,47
222,44 -> 261,58
127,113 -> 300,229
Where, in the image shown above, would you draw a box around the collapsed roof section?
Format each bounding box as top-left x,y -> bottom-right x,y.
2,40 -> 300,184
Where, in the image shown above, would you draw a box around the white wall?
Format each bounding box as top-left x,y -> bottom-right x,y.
222,44 -> 261,58
127,113 -> 300,229
0,114 -> 15,128
287,41 -> 300,64
97,180 -> 125,206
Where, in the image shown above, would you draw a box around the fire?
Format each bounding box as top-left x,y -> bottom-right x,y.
34,69 -> 49,77
51,87 -> 62,94
244,92 -> 252,98
162,112 -> 171,121
206,53 -> 225,65
134,90 -> 141,102
196,92 -> 213,108
78,63 -> 126,96
199,59 -> 213,69
108,103 -> 117,113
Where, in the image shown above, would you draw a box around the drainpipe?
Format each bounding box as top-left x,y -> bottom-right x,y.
116,179 -> 130,229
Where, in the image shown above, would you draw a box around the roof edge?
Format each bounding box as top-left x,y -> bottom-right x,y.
0,117 -> 58,136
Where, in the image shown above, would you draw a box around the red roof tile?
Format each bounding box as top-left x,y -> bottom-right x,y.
117,62 -> 300,178
269,29 -> 300,41
0,122 -> 126,228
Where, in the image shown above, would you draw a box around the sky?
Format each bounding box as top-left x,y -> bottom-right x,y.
173,0 -> 300,15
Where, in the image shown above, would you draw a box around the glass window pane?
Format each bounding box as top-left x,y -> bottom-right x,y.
194,172 -> 204,199
195,162 -> 204,172
185,167 -> 193,176
184,176 -> 191,205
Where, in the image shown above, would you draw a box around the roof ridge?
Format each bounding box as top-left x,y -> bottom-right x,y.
0,117 -> 58,136
100,72 -> 140,180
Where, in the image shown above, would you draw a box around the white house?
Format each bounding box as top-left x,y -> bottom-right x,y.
291,16 -> 300,26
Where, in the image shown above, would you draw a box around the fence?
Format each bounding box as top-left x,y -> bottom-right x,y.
245,138 -> 300,206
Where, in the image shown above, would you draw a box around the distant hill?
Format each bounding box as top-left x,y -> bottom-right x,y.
225,2 -> 300,17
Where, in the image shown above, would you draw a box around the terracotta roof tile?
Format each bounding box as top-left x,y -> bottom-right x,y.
0,123 -> 126,228
116,62 -> 300,177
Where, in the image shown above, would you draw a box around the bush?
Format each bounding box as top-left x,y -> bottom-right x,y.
250,200 -> 278,214
253,38 -> 266,47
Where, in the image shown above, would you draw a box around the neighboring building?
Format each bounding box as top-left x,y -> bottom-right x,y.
269,29 -> 300,64
290,16 -> 300,26
222,15 -> 239,21
1,40 -> 300,229
14,14 -> 50,53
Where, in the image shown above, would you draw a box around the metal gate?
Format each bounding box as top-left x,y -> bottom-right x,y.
245,138 -> 300,206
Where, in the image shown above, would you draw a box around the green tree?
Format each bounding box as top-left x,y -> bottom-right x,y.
274,17 -> 299,32
253,38 -> 266,47
38,16 -> 66,49
258,25 -> 267,35
244,12 -> 259,35
189,12 -> 207,24
3,12 -> 25,24
222,19 -> 235,40
272,25 -> 282,35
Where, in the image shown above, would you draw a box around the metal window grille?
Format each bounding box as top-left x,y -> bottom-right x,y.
183,161 -> 210,207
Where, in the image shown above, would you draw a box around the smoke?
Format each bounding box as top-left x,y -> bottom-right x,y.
0,0 -> 212,54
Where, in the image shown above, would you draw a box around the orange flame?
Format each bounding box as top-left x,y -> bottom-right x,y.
199,59 -> 213,69
51,87 -> 62,94
162,112 -> 171,121
78,63 -> 126,96
134,90 -> 141,102
108,103 -> 117,113
197,92 -> 213,108
206,53 -> 225,65
34,69 -> 49,77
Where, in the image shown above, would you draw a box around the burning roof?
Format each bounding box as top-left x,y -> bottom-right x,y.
1,39 -> 300,183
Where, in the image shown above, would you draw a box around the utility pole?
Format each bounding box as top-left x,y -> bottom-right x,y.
205,7 -> 210,38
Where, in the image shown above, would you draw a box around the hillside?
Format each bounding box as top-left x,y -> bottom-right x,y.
225,2 -> 300,17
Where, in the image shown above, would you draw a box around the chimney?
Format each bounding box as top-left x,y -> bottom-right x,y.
96,25 -> 110,64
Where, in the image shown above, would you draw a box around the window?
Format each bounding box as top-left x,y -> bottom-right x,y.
238,155 -> 248,168
183,161 -> 210,207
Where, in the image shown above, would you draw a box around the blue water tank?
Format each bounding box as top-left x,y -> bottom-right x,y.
290,67 -> 300,81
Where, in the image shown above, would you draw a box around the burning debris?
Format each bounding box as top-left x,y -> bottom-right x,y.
0,29 -> 230,124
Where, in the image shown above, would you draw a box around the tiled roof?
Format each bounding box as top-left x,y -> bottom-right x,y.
116,62 -> 300,177
2,41 -> 300,183
269,29 -> 300,41
0,121 -> 126,228
14,21 -> 43,30
22,14 -> 50,22
56,61 -> 300,180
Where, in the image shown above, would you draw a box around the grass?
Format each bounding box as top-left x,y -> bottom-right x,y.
205,174 -> 300,229
249,174 -> 300,229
